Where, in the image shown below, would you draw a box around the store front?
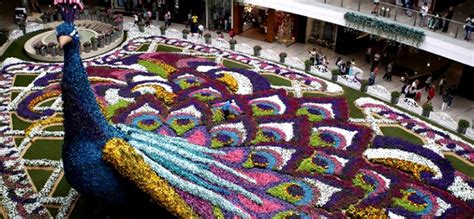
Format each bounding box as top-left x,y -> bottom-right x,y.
232,3 -> 306,46
305,18 -> 338,50
207,0 -> 232,30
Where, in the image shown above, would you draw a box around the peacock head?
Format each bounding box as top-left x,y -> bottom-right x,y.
54,0 -> 83,48
56,22 -> 80,48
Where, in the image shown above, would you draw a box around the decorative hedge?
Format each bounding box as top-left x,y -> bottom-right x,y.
344,12 -> 425,46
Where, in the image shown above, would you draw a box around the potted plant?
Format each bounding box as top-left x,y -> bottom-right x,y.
90,37 -> 98,50
98,35 -> 105,48
182,28 -> 190,39
304,59 -> 313,72
204,33 -> 212,44
33,43 -> 43,55
160,26 -> 167,35
391,91 -> 401,104
422,102 -> 433,117
105,33 -> 111,45
253,45 -> 262,57
229,39 -> 237,51
360,79 -> 369,92
457,119 -> 470,134
47,42 -> 56,54
83,41 -> 92,53
39,45 -> 47,56
279,52 -> 287,63
51,45 -> 58,56
331,69 -> 339,81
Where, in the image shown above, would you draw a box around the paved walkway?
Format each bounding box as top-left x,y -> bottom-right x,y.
123,16 -> 473,124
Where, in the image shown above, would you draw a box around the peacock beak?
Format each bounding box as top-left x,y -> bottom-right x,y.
58,35 -> 73,48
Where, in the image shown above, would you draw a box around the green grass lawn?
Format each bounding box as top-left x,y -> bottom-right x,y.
0,29 -> 49,62
47,207 -> 59,218
13,74 -> 38,87
380,126 -> 425,145
43,125 -> 64,132
11,113 -> 32,130
137,43 -> 150,52
23,139 -> 63,160
27,169 -> 52,191
445,154 -> 474,178
222,59 -> 251,69
262,74 -> 292,87
156,44 -> 182,52
52,176 -> 71,197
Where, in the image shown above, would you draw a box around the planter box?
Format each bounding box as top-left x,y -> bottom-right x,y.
91,40 -> 98,50
279,56 -> 286,63
391,96 -> 400,104
422,109 -> 431,117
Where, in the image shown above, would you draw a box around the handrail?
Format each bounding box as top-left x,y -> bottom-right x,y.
377,2 -> 472,28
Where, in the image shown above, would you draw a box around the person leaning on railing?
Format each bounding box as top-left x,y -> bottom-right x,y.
464,15 -> 473,41
442,7 -> 454,33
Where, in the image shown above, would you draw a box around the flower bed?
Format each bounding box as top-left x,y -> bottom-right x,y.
0,30 -> 473,218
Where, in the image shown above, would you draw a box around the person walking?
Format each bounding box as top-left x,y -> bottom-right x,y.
145,10 -> 151,27
419,3 -> 429,27
335,57 -> 343,69
442,7 -> 454,33
464,15 -> 473,41
438,76 -> 446,95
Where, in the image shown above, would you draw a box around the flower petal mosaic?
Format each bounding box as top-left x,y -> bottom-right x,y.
0,24 -> 473,218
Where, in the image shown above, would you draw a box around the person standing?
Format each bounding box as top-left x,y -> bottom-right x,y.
372,51 -> 381,68
309,48 -> 317,65
383,61 -> 393,81
425,74 -> 432,91
335,57 -> 343,69
420,3 -> 429,27
365,47 -> 372,63
442,7 -> 454,33
427,85 -> 436,102
438,76 -> 446,95
134,12 -> 139,26
146,10 -> 151,27
191,14 -> 199,33
464,15 -> 473,41
371,0 -> 380,15
186,10 -> 192,28
198,24 -> 204,36
229,28 -> 235,39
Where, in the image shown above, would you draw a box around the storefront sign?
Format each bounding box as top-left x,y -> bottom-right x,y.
367,85 -> 391,101
397,98 -> 422,115
337,75 -> 361,90
429,112 -> 457,131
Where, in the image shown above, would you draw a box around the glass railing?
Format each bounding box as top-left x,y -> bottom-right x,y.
306,0 -> 473,44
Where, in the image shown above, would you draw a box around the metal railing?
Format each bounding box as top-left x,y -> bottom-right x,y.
317,0 -> 473,43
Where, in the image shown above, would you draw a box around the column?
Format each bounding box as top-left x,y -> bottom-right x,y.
265,9 -> 275,43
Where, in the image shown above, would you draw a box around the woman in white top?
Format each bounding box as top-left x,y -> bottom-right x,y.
420,3 -> 429,27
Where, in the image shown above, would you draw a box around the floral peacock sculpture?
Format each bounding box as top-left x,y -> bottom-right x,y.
52,0 -> 473,218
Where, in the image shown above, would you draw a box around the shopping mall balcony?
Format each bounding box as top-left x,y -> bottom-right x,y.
238,0 -> 474,67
